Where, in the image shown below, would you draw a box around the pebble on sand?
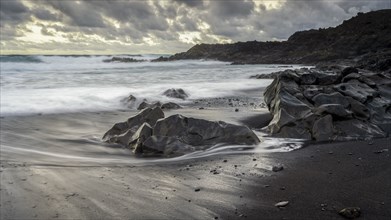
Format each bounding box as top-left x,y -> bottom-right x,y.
272,165 -> 284,172
275,201 -> 289,208
338,207 -> 361,219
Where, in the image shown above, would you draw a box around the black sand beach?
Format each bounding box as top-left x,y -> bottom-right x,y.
1,109 -> 390,219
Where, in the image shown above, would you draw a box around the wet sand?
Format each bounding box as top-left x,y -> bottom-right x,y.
1,109 -> 390,219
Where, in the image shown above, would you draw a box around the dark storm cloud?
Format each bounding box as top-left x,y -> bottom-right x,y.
0,0 -> 30,23
88,1 -> 153,22
33,8 -> 62,21
45,0 -> 107,27
174,0 -> 204,8
210,0 -> 255,19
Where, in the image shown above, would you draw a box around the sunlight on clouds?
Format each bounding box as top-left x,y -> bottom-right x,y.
103,16 -> 121,29
254,0 -> 286,11
198,21 -> 210,31
178,32 -> 201,44
143,36 -> 158,46
18,23 -> 69,43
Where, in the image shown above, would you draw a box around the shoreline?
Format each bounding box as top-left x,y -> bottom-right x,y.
1,108 -> 390,219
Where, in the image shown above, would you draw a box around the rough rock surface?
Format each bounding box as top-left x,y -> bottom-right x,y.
103,108 -> 260,156
161,102 -> 182,110
102,107 -> 164,143
263,66 -> 391,140
137,101 -> 181,110
137,101 -> 162,110
121,95 -> 137,108
162,88 -> 189,100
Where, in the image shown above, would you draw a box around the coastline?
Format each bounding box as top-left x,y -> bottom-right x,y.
1,109 -> 390,219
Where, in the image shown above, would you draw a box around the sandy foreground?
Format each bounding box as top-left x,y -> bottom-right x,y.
1,108 -> 390,220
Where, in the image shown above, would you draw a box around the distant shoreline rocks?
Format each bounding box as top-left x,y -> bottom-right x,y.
150,10 -> 390,68
103,57 -> 146,63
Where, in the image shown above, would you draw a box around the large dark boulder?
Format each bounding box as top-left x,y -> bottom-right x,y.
103,108 -> 260,156
263,66 -> 390,140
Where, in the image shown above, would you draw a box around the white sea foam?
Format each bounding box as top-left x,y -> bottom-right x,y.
1,55 -> 308,116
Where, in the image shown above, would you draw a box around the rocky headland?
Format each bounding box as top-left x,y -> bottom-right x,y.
153,10 -> 391,70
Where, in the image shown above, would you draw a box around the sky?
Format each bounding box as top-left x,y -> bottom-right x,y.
1,0 -> 390,55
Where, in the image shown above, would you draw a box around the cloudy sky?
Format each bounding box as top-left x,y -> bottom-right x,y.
1,0 -> 390,54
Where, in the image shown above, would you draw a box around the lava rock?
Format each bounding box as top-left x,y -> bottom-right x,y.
161,102 -> 182,110
137,101 -> 162,110
162,88 -> 189,100
102,107 -> 164,143
338,207 -> 361,219
272,165 -> 284,172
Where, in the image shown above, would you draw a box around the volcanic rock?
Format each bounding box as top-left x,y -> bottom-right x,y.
162,88 -> 189,100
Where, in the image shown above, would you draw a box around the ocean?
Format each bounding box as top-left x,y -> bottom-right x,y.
1,54 -> 307,165
0,54 -> 304,116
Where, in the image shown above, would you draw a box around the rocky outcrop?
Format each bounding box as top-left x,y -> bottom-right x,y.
137,101 -> 162,110
103,107 -> 260,156
263,66 -> 391,141
162,88 -> 189,100
161,102 -> 182,110
121,95 -> 137,108
152,10 -> 391,67
103,57 -> 145,63
137,101 -> 182,110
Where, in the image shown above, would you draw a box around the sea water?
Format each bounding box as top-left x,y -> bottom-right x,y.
1,55 -> 308,164
0,55 -> 304,116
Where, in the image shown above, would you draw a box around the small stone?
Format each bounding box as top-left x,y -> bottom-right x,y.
223,160 -> 228,162
339,207 -> 361,219
272,165 -> 284,172
275,201 -> 289,208
328,151 -> 334,154
235,108 -> 239,112
195,188 -> 200,192
374,149 -> 388,154
253,158 -> 257,161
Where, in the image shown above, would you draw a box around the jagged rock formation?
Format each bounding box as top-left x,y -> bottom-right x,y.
162,88 -> 189,100
103,107 -> 260,156
137,101 -> 182,110
153,10 -> 391,66
263,66 -> 391,141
